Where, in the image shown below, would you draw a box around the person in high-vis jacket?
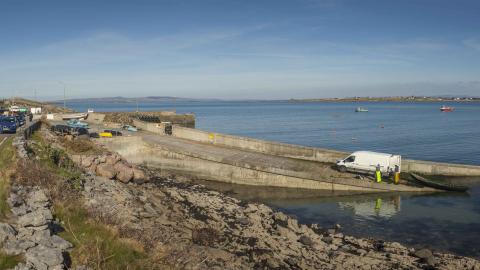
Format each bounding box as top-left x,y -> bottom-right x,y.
375,164 -> 382,183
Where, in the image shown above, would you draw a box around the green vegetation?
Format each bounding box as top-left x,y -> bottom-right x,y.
0,251 -> 23,270
55,203 -> 147,269
0,137 -> 15,219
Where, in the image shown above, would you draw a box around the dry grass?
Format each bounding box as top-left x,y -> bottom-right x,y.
0,251 -> 23,270
61,137 -> 102,155
54,202 -> 149,270
0,137 -> 15,220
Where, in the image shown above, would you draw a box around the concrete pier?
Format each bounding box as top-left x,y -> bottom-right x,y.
100,131 -> 439,193
170,126 -> 480,177
82,119 -> 480,191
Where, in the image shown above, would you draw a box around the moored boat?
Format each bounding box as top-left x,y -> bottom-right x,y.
440,105 -> 454,112
355,107 -> 368,112
410,173 -> 468,192
61,112 -> 88,120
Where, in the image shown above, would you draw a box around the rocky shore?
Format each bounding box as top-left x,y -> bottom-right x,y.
1,134 -> 73,270
2,126 -> 480,269
68,147 -> 479,269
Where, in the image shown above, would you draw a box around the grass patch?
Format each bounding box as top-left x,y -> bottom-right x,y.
0,251 -> 23,270
0,137 -> 15,220
0,137 -> 15,170
61,137 -> 100,155
55,202 -> 147,269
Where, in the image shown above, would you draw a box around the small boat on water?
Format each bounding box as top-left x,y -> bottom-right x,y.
440,105 -> 454,112
410,173 -> 468,192
355,107 -> 369,112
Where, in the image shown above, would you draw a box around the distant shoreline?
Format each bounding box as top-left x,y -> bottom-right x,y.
289,97 -> 480,103
44,96 -> 480,104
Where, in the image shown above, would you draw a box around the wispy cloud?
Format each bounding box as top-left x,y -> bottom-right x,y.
463,38 -> 480,51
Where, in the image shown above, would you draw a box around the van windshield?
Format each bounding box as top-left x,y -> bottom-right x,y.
345,156 -> 355,163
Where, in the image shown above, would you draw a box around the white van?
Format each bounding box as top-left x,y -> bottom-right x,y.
336,151 -> 401,176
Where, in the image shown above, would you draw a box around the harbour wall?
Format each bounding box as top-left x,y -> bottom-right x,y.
171,126 -> 480,177
132,119 -> 167,135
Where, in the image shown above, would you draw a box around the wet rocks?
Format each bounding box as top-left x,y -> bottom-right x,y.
298,235 -> 313,246
2,186 -> 72,270
414,248 -> 437,265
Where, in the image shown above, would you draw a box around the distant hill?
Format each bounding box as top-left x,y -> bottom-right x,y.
52,96 -> 222,104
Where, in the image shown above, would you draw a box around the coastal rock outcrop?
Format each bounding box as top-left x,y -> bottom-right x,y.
71,153 -> 146,184
2,186 -> 72,270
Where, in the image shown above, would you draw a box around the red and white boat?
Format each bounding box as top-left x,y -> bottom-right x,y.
440,105 -> 454,112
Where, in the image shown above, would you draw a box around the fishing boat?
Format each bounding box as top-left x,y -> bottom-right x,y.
355,107 -> 368,112
61,112 -> 88,120
410,173 -> 468,192
440,105 -> 454,112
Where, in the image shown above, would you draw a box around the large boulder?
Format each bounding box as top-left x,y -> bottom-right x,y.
114,162 -> 134,183
26,190 -> 50,209
96,164 -> 116,179
81,156 -> 95,168
105,154 -> 121,165
132,167 -> 148,184
25,245 -> 65,269
18,209 -> 53,227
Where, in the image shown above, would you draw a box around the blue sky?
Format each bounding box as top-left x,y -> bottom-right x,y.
0,0 -> 479,100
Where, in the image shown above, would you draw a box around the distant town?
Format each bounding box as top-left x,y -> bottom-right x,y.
289,96 -> 480,103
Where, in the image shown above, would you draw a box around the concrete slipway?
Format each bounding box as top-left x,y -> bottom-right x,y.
99,130 -> 446,193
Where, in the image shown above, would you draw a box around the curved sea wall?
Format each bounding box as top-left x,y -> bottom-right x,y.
171,126 -> 480,177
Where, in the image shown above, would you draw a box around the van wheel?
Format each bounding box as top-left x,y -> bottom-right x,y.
338,166 -> 347,173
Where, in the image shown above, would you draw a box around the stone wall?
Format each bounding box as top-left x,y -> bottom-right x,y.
102,111 -> 195,127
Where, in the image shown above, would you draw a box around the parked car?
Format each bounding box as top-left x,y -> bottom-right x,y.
66,119 -> 89,128
51,124 -> 71,136
121,125 -> 138,132
104,129 -> 122,136
70,127 -> 89,138
336,151 -> 401,176
99,131 -> 113,138
0,116 -> 17,133
89,132 -> 100,138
